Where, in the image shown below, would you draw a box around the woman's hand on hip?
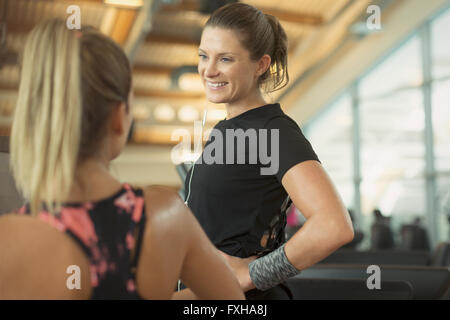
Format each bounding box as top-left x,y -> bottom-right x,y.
219,251 -> 257,292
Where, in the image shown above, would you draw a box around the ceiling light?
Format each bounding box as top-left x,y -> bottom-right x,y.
104,0 -> 144,9
154,104 -> 175,122
178,73 -> 203,92
178,105 -> 199,123
132,104 -> 151,121
206,108 -> 227,122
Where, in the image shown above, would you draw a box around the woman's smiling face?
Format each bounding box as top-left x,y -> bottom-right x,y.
198,27 -> 263,108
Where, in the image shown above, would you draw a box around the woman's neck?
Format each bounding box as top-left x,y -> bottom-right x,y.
64,157 -> 122,203
225,90 -> 267,120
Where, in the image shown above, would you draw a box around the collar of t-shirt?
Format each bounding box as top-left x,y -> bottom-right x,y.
219,103 -> 281,124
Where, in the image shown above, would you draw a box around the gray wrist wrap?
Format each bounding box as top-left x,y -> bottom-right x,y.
248,244 -> 300,291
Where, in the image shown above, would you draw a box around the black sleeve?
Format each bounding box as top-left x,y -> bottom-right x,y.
264,115 -> 320,182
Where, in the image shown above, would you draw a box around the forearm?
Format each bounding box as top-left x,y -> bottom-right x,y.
284,215 -> 354,271
248,215 -> 353,291
246,160 -> 355,291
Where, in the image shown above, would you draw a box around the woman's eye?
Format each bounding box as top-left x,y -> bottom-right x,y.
199,54 -> 207,60
221,57 -> 232,62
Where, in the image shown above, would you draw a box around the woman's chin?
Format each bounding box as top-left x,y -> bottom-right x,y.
206,95 -> 227,104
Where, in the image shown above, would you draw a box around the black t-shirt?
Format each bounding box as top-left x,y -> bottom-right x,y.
185,103 -> 320,258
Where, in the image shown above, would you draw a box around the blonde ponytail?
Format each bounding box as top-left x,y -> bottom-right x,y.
11,18 -> 131,217
11,19 -> 82,216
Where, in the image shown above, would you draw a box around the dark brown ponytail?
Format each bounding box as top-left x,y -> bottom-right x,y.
262,13 -> 289,92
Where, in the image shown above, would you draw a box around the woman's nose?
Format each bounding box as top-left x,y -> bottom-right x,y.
204,61 -> 219,78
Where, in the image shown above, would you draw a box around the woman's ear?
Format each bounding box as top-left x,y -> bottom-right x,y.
256,54 -> 272,77
110,102 -> 127,135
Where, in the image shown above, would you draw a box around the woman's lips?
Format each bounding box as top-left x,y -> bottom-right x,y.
206,81 -> 228,90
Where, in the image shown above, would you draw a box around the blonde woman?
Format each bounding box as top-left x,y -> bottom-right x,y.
0,19 -> 244,300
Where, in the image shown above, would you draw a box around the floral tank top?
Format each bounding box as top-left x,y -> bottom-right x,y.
17,183 -> 146,299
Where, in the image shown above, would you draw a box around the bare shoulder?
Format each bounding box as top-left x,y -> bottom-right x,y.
142,185 -> 183,205
142,185 -> 181,201
0,214 -> 92,299
139,185 -> 199,249
135,186 -> 194,298
141,185 -> 192,229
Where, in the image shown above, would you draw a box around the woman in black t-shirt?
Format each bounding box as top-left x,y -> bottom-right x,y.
179,3 -> 355,299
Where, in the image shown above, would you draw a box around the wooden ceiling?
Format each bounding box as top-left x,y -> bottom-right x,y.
0,0 -> 374,143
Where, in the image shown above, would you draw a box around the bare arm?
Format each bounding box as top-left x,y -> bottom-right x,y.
136,186 -> 244,300
210,161 -> 354,292
282,160 -> 354,270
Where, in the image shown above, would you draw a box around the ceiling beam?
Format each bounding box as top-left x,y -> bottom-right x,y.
0,126 -> 11,137
134,88 -> 204,99
133,65 -> 173,75
0,84 -> 18,91
260,7 -> 323,26
145,33 -> 200,46
5,23 -> 33,34
0,102 -> 14,117
158,0 -> 199,13
109,8 -> 138,45
158,0 -> 324,26
59,0 -> 103,3
123,0 -> 157,63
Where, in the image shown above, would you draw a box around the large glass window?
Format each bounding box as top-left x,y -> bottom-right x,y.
305,94 -> 353,208
432,9 -> 450,79
359,35 -> 426,230
303,6 -> 450,247
432,8 -> 450,241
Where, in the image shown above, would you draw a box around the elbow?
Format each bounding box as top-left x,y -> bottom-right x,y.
338,222 -> 354,247
325,218 -> 354,249
343,225 -> 355,245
